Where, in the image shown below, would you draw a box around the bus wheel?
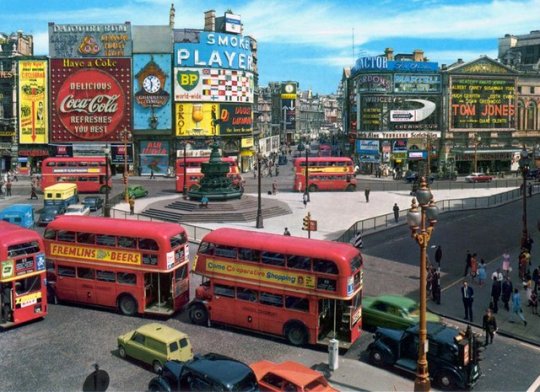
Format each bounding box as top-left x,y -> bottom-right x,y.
308,184 -> 318,192
285,322 -> 308,346
189,304 -> 208,326
118,295 -> 138,316
346,184 -> 356,192
118,345 -> 127,359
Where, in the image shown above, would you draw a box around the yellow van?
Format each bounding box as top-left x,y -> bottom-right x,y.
43,183 -> 79,209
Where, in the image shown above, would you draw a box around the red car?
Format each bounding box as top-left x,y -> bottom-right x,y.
465,172 -> 493,183
250,360 -> 338,392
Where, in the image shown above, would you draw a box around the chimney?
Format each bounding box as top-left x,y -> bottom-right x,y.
169,3 -> 175,28
384,47 -> 394,60
204,10 -> 216,32
413,49 -> 424,62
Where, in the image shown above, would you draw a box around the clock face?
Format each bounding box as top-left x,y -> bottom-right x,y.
285,84 -> 294,93
143,75 -> 161,93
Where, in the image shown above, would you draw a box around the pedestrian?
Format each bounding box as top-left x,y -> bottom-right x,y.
510,288 -> 527,326
302,193 -> 308,208
431,267 -> 441,305
129,197 -> 135,215
530,290 -> 538,315
501,276 -> 513,311
272,180 -> 278,195
491,267 -> 504,283
434,245 -> 442,267
528,182 -> 533,197
490,275 -> 501,313
149,168 -> 155,179
470,253 -> 478,283
464,250 -> 472,277
351,231 -> 363,250
5,180 -> 11,197
461,281 -> 474,322
525,236 -> 534,253
364,187 -> 370,203
477,259 -> 487,286
502,251 -> 511,277
393,203 -> 399,223
482,308 -> 498,345
533,266 -> 539,292
30,184 -> 38,200
283,227 -> 291,236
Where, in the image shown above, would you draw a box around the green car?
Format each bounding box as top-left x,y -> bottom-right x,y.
125,185 -> 149,199
362,294 -> 441,331
117,323 -> 194,373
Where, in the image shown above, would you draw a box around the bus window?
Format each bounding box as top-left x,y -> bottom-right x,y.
117,272 -> 136,285
142,254 -> 158,265
58,265 -> 76,277
118,236 -> 137,249
77,232 -> 96,245
261,252 -> 285,267
237,288 -> 257,302
260,292 -> 283,307
214,245 -> 237,259
170,233 -> 187,248
57,230 -> 76,242
96,234 -> 116,247
198,242 -> 215,255
238,248 -> 260,262
15,275 -> 41,295
214,284 -> 235,298
139,238 -> 159,251
317,277 -> 337,292
96,270 -> 116,282
285,296 -> 309,312
78,267 -> 95,280
286,255 -> 311,270
313,259 -> 338,275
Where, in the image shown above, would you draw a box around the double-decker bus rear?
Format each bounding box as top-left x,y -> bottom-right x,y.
0,222 -> 47,328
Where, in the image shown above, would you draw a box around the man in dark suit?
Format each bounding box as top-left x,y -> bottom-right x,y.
461,281 -> 474,321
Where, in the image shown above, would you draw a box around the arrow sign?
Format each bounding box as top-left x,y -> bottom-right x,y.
390,99 -> 436,122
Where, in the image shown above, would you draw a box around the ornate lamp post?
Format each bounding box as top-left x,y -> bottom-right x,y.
519,146 -> 530,248
304,137 -> 310,202
178,140 -> 189,199
103,146 -> 111,217
256,147 -> 264,229
406,178 -> 439,392
120,127 -> 132,203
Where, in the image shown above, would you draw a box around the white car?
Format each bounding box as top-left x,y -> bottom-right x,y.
64,204 -> 91,216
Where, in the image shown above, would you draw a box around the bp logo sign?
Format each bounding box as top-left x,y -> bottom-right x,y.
177,70 -> 200,91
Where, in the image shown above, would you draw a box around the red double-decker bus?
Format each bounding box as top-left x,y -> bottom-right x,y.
43,216 -> 190,316
175,157 -> 242,192
293,157 -> 357,192
189,228 -> 363,348
41,157 -> 112,193
0,222 -> 47,328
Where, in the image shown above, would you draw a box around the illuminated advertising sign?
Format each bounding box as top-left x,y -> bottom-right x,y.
224,13 -> 242,34
282,98 -> 296,130
174,32 -> 253,71
133,54 -> 171,130
48,23 -> 132,58
174,67 -> 254,103
219,104 -> 252,136
450,77 -> 515,130
394,74 -> 441,93
50,58 -> 131,142
49,243 -> 141,265
139,141 -> 169,176
357,74 -> 392,93
360,95 -> 440,132
205,259 -> 316,290
356,140 -> 380,163
175,103 -> 220,136
18,60 -> 48,144
352,56 -> 438,74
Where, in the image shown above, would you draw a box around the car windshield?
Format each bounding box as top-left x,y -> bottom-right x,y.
304,377 -> 329,391
231,373 -> 258,392
407,305 -> 419,317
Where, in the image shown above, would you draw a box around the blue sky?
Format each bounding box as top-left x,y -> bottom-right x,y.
3,0 -> 540,94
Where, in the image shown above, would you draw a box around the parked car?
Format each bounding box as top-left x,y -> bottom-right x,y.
124,185 -> 149,199
362,295 -> 441,331
82,196 -> 104,211
405,171 -> 435,184
250,360 -> 337,392
148,353 -> 259,392
367,322 -> 482,390
118,323 -> 193,374
37,205 -> 65,226
64,203 -> 91,216
465,172 -> 493,183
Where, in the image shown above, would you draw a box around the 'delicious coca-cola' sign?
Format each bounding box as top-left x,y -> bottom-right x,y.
50,58 -> 131,142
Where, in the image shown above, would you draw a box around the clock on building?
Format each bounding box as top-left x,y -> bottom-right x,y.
143,75 -> 161,93
285,84 -> 294,93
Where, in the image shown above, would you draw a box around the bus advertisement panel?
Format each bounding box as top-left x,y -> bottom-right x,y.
43,216 -> 190,316
293,157 -> 356,192
175,157 -> 242,192
0,222 -> 47,328
189,228 -> 363,348
41,157 -> 112,193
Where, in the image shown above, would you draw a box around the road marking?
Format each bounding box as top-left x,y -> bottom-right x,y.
527,375 -> 540,392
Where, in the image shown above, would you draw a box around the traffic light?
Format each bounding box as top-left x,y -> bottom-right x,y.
472,334 -> 485,363
302,213 -> 310,231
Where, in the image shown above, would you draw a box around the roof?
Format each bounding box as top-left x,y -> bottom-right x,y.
0,221 -> 42,243
44,183 -> 77,192
0,204 -> 33,213
135,323 -> 188,342
250,360 -> 328,387
188,353 -> 254,388
364,295 -> 417,308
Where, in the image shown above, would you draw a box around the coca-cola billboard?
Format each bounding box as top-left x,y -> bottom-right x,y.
50,58 -> 131,142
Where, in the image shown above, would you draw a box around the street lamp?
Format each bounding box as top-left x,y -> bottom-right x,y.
519,146 -> 530,248
120,127 -> 132,203
406,178 -> 439,392
256,147 -> 264,229
179,140 -> 189,199
304,137 -> 310,202
103,146 -> 111,217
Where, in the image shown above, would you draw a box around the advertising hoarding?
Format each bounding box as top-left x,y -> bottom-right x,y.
394,74 -> 441,93
282,98 -> 296,130
356,139 -> 380,163
357,74 -> 392,93
174,32 -> 253,71
219,104 -> 252,136
139,141 -> 169,176
352,56 -> 438,74
18,60 -> 48,144
450,77 -> 515,130
175,103 -> 219,136
48,23 -> 132,58
174,67 -> 254,103
49,58 -> 131,142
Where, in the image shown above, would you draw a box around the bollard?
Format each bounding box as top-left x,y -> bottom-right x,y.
328,338 -> 339,371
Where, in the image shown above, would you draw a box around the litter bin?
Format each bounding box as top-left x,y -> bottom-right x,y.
328,338 -> 339,371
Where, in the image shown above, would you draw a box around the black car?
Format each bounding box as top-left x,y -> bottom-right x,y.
405,171 -> 435,184
148,353 -> 259,392
37,205 -> 66,226
366,322 -> 481,390
82,196 -> 104,212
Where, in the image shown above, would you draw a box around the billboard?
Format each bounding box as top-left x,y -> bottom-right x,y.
282,98 -> 296,130
175,103 -> 219,137
352,56 -> 438,74
49,58 -> 131,142
356,140 -> 380,163
18,60 -> 48,144
357,74 -> 392,93
174,32 -> 253,71
133,54 -> 171,130
219,104 -> 253,136
48,23 -> 132,58
450,77 -> 516,130
360,95 -> 440,132
174,67 -> 254,103
394,74 -> 441,93
139,141 -> 169,176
